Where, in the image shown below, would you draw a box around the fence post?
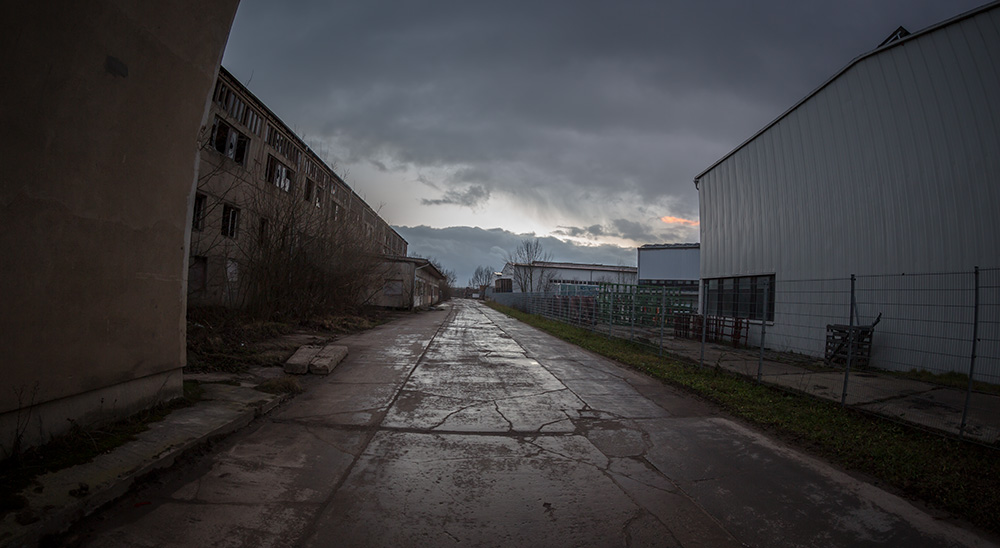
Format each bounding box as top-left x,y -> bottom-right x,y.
630,285 -> 636,342
700,290 -> 708,368
960,267 -> 980,437
757,277 -> 769,384
841,274 -> 856,406
607,287 -> 613,338
659,287 -> 666,356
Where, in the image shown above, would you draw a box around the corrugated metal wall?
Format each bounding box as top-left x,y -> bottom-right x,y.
697,6 -> 1000,372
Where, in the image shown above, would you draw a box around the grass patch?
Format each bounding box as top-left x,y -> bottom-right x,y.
486,301 -> 1000,534
0,382 -> 203,521
885,369 -> 1000,396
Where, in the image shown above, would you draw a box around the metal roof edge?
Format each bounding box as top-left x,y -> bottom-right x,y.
692,0 -> 1000,186
638,243 -> 700,250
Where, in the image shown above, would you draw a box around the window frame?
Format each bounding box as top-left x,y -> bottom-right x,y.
265,155 -> 294,193
192,193 -> 207,231
212,117 -> 250,165
704,274 -> 775,322
221,204 -> 240,239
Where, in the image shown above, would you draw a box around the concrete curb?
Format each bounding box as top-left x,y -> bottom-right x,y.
0,382 -> 293,548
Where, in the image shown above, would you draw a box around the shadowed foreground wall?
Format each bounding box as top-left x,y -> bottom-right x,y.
0,1 -> 239,456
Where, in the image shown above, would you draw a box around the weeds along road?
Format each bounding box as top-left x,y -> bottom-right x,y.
69,300 -> 992,547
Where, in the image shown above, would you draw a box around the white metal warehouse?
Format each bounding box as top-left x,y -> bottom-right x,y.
693,3 -> 1000,376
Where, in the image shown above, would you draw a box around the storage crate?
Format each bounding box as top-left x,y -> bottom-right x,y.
825,324 -> 873,368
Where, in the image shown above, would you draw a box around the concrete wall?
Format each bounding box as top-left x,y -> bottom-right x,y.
0,1 -> 239,456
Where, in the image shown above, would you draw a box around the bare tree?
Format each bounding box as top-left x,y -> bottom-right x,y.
426,257 -> 457,302
505,238 -> 553,292
469,265 -> 496,291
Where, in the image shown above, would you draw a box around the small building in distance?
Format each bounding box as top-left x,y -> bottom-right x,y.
375,257 -> 447,309
500,261 -> 637,293
637,244 -> 699,291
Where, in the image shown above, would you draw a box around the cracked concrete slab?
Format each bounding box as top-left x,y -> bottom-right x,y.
70,301 -> 997,548
302,431 -> 682,548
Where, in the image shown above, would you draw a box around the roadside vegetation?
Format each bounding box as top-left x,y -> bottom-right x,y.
186,306 -> 394,373
486,301 -> 1000,534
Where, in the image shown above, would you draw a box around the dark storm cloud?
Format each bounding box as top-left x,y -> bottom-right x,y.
421,185 -> 491,208
554,220 -> 658,242
223,1 -> 984,266
610,219 -> 655,242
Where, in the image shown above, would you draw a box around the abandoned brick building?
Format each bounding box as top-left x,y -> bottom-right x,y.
188,67 -> 410,308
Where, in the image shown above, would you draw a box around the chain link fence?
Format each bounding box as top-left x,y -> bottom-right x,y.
490,268 -> 1000,446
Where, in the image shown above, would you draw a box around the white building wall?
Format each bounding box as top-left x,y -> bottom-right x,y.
501,263 -> 637,292
696,6 -> 1000,374
547,266 -> 636,285
637,247 -> 700,282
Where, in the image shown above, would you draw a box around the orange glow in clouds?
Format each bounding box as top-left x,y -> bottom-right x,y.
660,216 -> 700,227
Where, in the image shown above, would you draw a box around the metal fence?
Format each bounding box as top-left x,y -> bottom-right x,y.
490,268 -> 1000,446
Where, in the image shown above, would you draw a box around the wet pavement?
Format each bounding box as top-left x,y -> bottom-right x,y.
68,300 -> 995,547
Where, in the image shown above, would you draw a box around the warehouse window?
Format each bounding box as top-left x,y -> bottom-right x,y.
705,274 -> 774,321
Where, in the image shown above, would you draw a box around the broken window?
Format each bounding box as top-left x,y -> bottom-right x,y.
192,193 -> 207,231
215,79 -> 262,135
265,155 -> 294,192
221,204 -> 240,238
212,117 -> 250,165
304,178 -> 314,203
265,125 -> 302,165
314,184 -> 324,208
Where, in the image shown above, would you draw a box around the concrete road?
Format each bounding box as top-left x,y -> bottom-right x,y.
71,300 -> 994,547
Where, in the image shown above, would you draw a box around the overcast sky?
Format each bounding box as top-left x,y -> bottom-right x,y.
221,0 -> 986,285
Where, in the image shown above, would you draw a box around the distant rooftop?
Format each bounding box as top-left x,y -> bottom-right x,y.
639,243 -> 700,250
507,261 -> 637,273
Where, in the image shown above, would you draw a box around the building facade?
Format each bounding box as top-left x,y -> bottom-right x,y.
694,4 -> 1000,372
189,68 -> 408,308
